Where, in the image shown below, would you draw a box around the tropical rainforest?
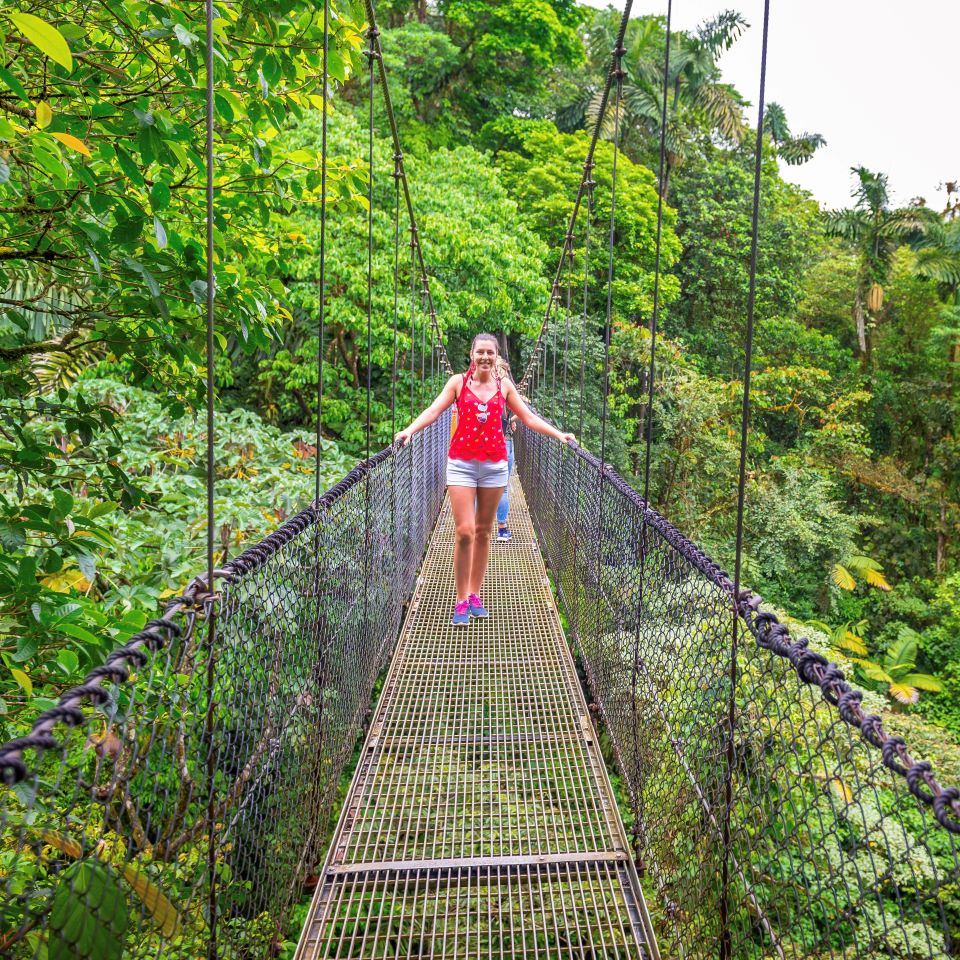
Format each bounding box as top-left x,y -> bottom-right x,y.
0,0 -> 958,952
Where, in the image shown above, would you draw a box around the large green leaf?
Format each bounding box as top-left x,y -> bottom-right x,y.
48,861 -> 128,960
7,12 -> 73,71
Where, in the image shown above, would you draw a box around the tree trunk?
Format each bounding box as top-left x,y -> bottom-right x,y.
936,500 -> 946,575
853,286 -> 868,361
416,0 -> 426,22
660,159 -> 672,202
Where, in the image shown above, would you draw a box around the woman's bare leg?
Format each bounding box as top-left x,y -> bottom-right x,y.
470,486 -> 505,597
448,485 -> 477,601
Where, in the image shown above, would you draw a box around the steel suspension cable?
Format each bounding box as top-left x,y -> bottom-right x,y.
598,50 -> 625,470
361,0 -> 452,375
519,0 -> 635,391
315,0 -> 330,505
720,2 -> 771,957
391,155 -> 402,438
579,172 -> 594,441
642,0 -> 672,509
562,233 -> 572,423
202,0 -> 218,952
365,25 -> 377,462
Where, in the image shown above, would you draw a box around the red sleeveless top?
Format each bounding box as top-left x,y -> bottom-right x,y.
448,371 -> 508,462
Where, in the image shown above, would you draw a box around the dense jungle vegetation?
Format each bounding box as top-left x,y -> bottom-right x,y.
0,0 -> 958,950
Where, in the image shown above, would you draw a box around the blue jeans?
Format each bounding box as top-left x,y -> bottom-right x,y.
497,439 -> 514,525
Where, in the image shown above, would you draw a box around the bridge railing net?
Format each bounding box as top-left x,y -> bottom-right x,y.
0,412 -> 449,959
516,423 -> 959,960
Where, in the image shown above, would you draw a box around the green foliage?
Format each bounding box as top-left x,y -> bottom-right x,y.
251,109 -> 549,454
488,117 -> 681,320
0,0 -> 367,393
668,144 -> 824,375
846,626 -> 943,705
437,0 -> 585,127
0,377 -> 351,734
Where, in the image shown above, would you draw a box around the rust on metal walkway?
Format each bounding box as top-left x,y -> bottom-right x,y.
296,476 -> 657,958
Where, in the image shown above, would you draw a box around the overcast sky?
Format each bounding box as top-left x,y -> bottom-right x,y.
577,0 -> 958,211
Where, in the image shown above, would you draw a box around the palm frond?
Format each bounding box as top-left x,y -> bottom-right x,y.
861,567 -> 891,591
776,133 -> 826,166
850,166 -> 891,214
904,673 -> 943,693
834,630 -> 868,656
694,83 -> 746,144
696,10 -> 749,53
888,683 -> 920,705
823,209 -> 869,242
763,102 -> 790,143
585,88 -> 620,141
831,563 -> 856,591
914,247 -> 960,287
622,81 -> 662,126
876,206 -> 934,241
664,117 -> 691,164
555,83 -> 597,132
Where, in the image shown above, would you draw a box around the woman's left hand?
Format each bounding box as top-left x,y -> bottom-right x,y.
558,432 -> 576,445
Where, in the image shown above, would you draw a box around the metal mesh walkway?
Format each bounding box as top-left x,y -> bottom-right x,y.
296,475 -> 657,958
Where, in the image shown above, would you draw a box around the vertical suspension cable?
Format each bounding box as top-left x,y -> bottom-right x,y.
419,279 -> 427,406
629,1 -> 672,864
410,228 -> 416,418
599,53 -> 624,470
391,154 -> 402,438
365,26 -> 377,462
579,171 -> 594,442
563,234 -> 573,426
315,0 -> 330,505
643,0 -> 672,508
720,3 -> 770,957
550,302 -> 558,422
202,0 -> 217,954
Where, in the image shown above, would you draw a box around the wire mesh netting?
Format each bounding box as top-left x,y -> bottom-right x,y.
0,413 -> 449,959
296,479 -> 654,959
515,422 -> 960,960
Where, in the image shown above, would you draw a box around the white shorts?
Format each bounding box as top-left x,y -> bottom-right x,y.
446,457 -> 509,489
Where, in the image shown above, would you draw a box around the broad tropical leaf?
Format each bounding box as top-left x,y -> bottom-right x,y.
888,683 -> 920,706
831,564 -> 856,591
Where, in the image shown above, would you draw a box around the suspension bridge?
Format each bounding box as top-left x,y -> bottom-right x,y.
1,0 -> 958,957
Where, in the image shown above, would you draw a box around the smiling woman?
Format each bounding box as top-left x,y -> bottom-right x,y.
394,332 -> 574,625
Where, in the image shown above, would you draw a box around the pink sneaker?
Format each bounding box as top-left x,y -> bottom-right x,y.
451,600 -> 470,627
468,594 -> 489,618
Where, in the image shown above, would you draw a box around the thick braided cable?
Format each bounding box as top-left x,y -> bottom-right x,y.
520,0 -> 635,391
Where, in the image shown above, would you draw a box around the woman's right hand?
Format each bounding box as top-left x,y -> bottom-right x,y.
394,427 -> 414,447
